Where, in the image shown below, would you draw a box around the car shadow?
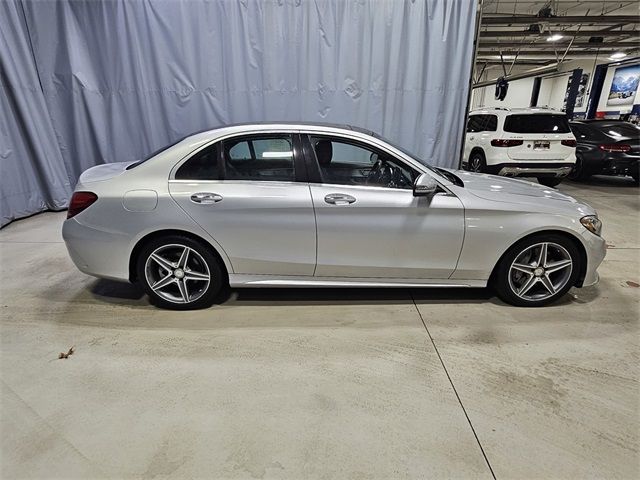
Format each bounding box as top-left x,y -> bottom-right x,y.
90,279 -> 499,307
565,175 -> 638,189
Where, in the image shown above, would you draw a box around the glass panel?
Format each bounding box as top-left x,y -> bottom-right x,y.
504,114 -> 571,133
310,136 -> 418,189
175,144 -> 218,180
224,135 -> 294,181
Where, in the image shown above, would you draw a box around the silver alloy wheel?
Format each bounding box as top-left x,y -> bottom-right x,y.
508,242 -> 573,301
469,155 -> 483,172
144,244 -> 211,304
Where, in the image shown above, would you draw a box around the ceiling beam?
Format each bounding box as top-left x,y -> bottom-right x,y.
482,15 -> 638,25
478,41 -> 640,49
477,50 -> 639,57
480,29 -> 639,38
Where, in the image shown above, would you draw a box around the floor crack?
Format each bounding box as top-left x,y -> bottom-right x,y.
410,290 -> 497,480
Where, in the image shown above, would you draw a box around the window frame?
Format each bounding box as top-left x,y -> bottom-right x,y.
301,133 -> 422,190
174,141 -> 221,181
170,131 -> 307,183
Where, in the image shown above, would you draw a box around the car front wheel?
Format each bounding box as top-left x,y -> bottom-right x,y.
493,234 -> 580,307
136,235 -> 224,310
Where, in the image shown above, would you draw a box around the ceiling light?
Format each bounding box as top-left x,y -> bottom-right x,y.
546,34 -> 563,42
608,52 -> 627,60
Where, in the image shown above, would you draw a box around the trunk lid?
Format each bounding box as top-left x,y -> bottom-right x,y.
78,161 -> 135,184
502,113 -> 575,161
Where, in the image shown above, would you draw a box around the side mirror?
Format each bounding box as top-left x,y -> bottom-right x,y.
413,173 -> 439,197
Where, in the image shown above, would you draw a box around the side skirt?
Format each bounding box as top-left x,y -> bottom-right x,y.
229,274 -> 487,288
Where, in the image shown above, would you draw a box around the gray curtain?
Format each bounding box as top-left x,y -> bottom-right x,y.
1,0 -> 477,227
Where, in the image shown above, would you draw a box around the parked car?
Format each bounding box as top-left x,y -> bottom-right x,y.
63,123 -> 605,309
462,107 -> 577,187
568,120 -> 639,184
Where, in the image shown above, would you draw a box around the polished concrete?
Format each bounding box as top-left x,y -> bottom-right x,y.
1,177 -> 638,479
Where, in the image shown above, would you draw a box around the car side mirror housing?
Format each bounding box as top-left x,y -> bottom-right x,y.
413,173 -> 439,196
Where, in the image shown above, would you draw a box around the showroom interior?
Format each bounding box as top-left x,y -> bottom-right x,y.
0,0 -> 638,478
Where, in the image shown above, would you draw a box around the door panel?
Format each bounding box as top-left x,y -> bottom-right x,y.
310,185 -> 465,279
170,181 -> 316,275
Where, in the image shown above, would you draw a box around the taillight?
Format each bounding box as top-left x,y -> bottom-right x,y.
561,139 -> 577,147
599,144 -> 631,153
67,192 -> 98,219
491,139 -> 524,147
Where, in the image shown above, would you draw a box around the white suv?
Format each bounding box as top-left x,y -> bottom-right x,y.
461,107 -> 577,187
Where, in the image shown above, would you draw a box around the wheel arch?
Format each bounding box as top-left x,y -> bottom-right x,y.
489,229 -> 588,288
469,147 -> 485,159
129,229 -> 231,283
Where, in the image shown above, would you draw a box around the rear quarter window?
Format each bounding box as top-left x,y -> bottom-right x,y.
504,114 -> 571,134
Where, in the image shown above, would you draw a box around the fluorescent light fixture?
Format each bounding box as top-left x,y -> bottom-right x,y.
494,55 -> 515,59
546,34 -> 563,42
608,52 -> 627,60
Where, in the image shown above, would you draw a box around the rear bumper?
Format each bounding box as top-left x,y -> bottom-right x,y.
498,165 -> 573,178
62,218 -> 132,282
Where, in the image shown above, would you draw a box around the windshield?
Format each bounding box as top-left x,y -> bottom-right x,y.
504,114 -> 571,134
600,123 -> 640,140
371,133 -> 438,173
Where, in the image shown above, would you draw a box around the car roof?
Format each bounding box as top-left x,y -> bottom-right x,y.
469,107 -> 565,115
182,122 -> 376,143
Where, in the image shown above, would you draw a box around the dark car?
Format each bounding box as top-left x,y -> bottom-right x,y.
568,120 -> 640,184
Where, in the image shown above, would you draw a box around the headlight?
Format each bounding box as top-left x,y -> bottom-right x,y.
580,215 -> 602,236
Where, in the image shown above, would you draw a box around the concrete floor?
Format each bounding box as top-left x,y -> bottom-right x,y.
1,177 -> 638,479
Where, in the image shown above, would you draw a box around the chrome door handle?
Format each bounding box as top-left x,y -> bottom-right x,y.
190,192 -> 223,204
324,193 -> 356,205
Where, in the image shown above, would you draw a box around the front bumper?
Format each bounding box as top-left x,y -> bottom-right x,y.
579,228 -> 606,287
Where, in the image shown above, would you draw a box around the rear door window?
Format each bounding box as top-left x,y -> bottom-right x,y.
223,134 -> 295,182
504,114 -> 571,134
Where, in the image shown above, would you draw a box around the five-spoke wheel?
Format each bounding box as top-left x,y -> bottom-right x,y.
137,235 -> 224,310
494,234 -> 580,307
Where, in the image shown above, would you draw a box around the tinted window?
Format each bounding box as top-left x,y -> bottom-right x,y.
467,115 -> 497,132
485,115 -> 498,131
504,114 -> 571,133
309,136 -> 418,189
175,143 -> 218,180
223,134 -> 295,181
467,116 -> 484,132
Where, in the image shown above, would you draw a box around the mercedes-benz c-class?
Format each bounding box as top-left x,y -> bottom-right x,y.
62,123 -> 605,309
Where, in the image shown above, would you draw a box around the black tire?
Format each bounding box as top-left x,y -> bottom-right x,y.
467,151 -> 486,173
631,171 -> 639,186
136,235 -> 225,310
567,155 -> 591,182
493,233 -> 581,307
537,177 -> 563,188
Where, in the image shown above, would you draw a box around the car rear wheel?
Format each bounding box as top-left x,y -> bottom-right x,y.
136,235 -> 224,310
467,152 -> 486,173
493,234 -> 580,307
537,177 -> 563,188
567,155 -> 591,182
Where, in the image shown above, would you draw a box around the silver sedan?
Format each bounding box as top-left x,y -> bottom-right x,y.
62,123 -> 606,309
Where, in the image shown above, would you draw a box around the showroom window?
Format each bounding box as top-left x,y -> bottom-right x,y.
223,134 -> 295,182
175,143 -> 219,180
309,136 -> 418,189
